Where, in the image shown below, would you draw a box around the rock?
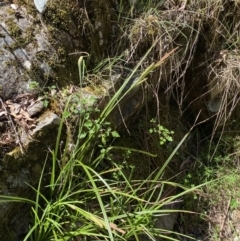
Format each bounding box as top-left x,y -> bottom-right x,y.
20,111 -> 60,146
138,201 -> 181,241
27,99 -> 44,116
34,0 -> 48,13
32,111 -> 60,133
0,3 -> 82,99
0,4 -> 44,98
154,203 -> 180,231
207,97 -> 221,113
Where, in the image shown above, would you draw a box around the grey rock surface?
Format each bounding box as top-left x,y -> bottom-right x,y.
0,3 -> 79,99
27,99 -> 44,116
20,111 -> 61,146
139,202 -> 181,241
0,4 -> 46,98
34,0 -> 48,13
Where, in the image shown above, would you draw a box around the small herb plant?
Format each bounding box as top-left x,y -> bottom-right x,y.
27,80 -> 40,90
149,118 -> 174,145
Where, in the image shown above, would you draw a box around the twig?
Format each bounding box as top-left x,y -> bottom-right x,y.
219,197 -> 231,241
0,97 -> 24,153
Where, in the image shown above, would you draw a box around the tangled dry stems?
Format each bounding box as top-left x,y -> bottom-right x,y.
124,1 -> 240,132
208,50 -> 240,128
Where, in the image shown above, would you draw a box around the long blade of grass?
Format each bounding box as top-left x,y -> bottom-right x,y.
0,195 -> 35,205
78,163 -> 115,241
153,132 -> 190,183
99,45 -> 178,123
34,156 -> 48,240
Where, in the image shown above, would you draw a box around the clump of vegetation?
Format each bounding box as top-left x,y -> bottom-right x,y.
3,0 -> 240,240
0,46 -> 201,241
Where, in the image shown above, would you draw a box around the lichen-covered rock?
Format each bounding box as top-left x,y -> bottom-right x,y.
34,0 -> 48,13
0,3 -> 46,98
0,2 -> 82,99
20,111 -> 60,145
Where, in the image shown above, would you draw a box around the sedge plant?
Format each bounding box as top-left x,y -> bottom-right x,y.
0,43 -> 206,241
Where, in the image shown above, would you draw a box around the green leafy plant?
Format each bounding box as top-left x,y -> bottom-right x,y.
149,118 -> 174,145
42,85 -> 57,107
28,80 -> 40,90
